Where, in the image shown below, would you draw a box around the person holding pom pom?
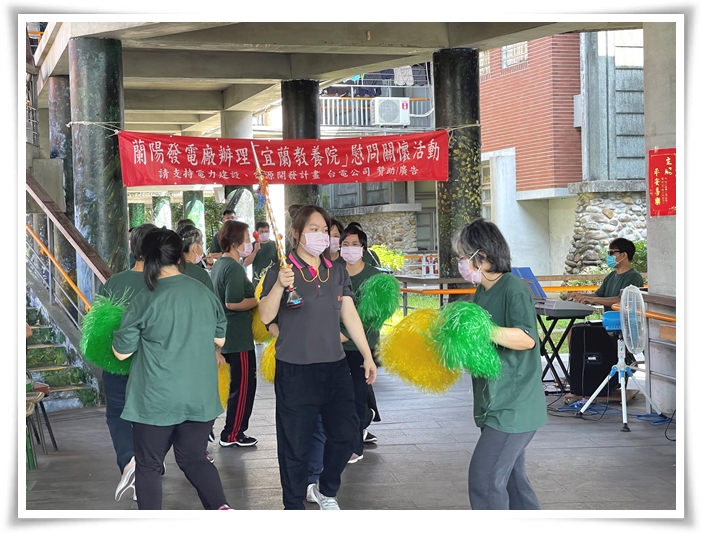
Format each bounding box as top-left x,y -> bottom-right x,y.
456,218 -> 547,510
210,220 -> 259,448
96,223 -> 156,502
112,228 -> 232,510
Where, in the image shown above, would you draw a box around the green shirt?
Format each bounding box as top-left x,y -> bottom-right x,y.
472,273 -> 549,434
112,275 -> 227,426
595,268 -> 645,312
184,261 -> 214,293
98,269 -> 147,304
208,231 -> 222,254
341,264 -> 382,352
252,240 -> 278,286
210,256 -> 255,353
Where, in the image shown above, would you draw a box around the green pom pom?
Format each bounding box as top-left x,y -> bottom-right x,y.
356,274 -> 400,331
80,294 -> 132,375
431,301 -> 501,379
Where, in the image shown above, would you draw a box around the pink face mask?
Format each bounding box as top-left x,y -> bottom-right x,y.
458,250 -> 482,284
240,242 -> 254,258
340,246 -> 363,264
329,236 -> 340,254
301,232 -> 329,257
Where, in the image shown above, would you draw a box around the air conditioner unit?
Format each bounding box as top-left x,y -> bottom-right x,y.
370,97 -> 411,126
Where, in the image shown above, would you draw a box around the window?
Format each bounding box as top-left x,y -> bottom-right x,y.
501,41 -> 528,69
480,161 -> 492,221
479,50 -> 490,77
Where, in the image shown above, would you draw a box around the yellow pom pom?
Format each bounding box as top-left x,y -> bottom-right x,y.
260,340 -> 277,383
252,307 -> 273,343
218,363 -> 230,409
252,272 -> 273,343
377,309 -> 462,394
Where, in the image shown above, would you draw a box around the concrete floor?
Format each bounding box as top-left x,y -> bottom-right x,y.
24,348 -> 677,513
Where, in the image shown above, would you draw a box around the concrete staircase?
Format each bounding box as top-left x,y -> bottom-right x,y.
25,283 -> 102,413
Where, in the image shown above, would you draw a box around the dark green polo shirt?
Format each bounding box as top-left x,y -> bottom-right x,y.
261,251 -> 353,365
112,275 -> 227,426
210,256 -> 255,353
472,272 -> 549,434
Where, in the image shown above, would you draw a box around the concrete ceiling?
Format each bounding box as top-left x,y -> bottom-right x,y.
31,20 -> 643,136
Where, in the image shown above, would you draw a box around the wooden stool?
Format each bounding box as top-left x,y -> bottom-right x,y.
26,391 -> 46,455
26,401 -> 37,469
31,382 -> 58,451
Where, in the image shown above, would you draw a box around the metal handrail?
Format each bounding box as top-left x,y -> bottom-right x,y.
26,224 -> 91,311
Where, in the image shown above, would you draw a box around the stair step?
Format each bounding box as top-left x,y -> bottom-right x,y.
27,365 -> 91,389
26,345 -> 68,366
41,385 -> 100,412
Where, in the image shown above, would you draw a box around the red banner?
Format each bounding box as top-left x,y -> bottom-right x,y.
648,148 -> 676,217
118,130 -> 449,187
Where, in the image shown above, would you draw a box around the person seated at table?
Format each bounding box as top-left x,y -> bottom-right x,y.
568,238 -> 644,312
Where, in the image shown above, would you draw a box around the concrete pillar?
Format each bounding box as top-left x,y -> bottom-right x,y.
220,111 -> 258,225
69,37 -> 128,301
182,190 -> 206,246
128,203 -> 146,227
282,79 -> 320,213
643,22 -> 676,415
433,48 -> 481,279
152,195 -> 172,229
48,75 -> 77,312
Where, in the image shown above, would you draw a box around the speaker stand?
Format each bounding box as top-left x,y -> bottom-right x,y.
575,332 -> 664,431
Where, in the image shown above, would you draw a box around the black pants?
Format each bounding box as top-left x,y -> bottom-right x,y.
221,350 -> 257,443
274,358 -> 357,510
132,420 -> 228,510
345,350 -> 373,455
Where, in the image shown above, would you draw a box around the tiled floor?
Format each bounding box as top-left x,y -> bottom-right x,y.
24,346 -> 677,512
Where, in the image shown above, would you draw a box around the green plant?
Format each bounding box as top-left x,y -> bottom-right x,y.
631,239 -> 647,274
370,244 -> 405,271
170,202 -> 184,226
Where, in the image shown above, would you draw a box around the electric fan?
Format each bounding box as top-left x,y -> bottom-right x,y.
576,285 -> 664,431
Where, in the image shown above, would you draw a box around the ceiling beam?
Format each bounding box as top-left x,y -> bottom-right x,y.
124,90 -> 224,113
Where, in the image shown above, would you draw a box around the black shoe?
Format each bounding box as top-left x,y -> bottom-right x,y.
220,435 -> 258,447
363,430 -> 377,444
206,451 -> 215,464
208,431 -> 215,443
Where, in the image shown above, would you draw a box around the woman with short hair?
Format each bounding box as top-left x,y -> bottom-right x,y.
210,220 -> 259,448
455,218 -> 547,510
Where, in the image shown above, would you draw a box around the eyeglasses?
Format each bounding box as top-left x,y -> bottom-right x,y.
608,250 -> 621,256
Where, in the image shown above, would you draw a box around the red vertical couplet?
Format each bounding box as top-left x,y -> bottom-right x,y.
648,148 -> 676,217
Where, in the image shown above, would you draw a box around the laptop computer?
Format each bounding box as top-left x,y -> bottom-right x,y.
512,267 -> 595,319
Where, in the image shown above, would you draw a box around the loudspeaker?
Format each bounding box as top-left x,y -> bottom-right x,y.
569,322 -> 619,396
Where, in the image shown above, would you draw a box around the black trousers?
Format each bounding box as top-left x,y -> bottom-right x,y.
345,350 -> 373,455
132,420 -> 228,510
274,358 -> 357,510
221,350 -> 257,443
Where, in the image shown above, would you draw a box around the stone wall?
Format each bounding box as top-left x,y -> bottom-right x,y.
336,212 -> 418,253
565,191 -> 647,273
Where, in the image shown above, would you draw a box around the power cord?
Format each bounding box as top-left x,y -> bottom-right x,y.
665,410 -> 676,442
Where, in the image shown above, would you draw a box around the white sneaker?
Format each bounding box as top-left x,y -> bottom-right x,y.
115,457 -> 136,501
347,453 -> 363,464
132,488 -> 137,501
309,483 -> 340,510
306,483 -> 317,503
